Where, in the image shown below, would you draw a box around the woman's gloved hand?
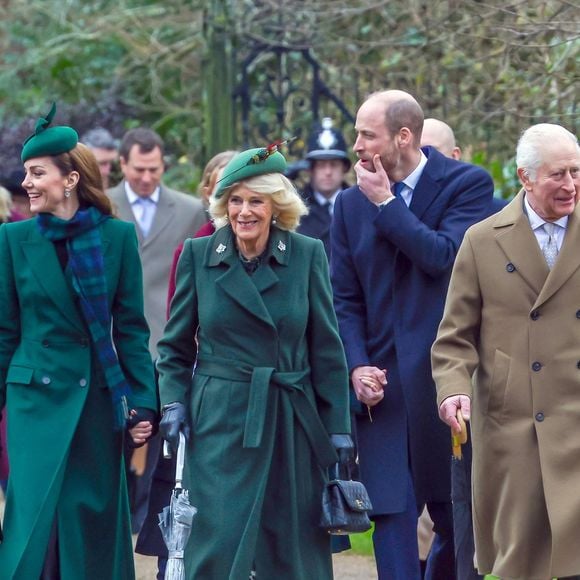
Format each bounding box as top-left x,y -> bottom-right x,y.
159,402 -> 190,455
330,433 -> 355,468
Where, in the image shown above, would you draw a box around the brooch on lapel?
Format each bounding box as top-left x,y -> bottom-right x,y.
216,243 -> 227,254
277,240 -> 286,252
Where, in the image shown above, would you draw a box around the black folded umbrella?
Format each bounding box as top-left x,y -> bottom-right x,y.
451,414 -> 483,580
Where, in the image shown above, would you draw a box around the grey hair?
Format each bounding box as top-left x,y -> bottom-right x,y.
516,123 -> 578,181
210,173 -> 308,231
80,127 -> 118,151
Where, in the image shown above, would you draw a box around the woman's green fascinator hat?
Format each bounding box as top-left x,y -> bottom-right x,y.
21,103 -> 78,162
213,139 -> 293,199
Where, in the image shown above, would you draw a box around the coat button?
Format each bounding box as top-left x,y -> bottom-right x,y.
79,338 -> 89,348
535,412 -> 544,422
530,310 -> 540,320
79,378 -> 88,387
531,361 -> 542,372
506,263 -> 516,273
42,339 -> 50,348
42,376 -> 51,385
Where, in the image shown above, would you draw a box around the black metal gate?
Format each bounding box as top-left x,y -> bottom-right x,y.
234,45 -> 354,163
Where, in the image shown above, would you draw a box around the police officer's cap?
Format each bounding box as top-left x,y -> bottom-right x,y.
305,118 -> 351,169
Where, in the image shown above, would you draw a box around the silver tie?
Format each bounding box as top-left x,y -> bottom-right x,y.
135,197 -> 155,237
542,222 -> 558,270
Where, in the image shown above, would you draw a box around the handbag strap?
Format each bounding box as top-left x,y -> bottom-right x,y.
329,461 -> 353,481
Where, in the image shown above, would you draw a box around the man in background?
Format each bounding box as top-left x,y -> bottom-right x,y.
297,117 -> 351,256
81,127 -> 119,190
421,118 -> 462,160
421,118 -> 507,218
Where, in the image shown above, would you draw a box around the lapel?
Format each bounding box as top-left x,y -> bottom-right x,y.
20,225 -> 85,331
534,203 -> 580,308
207,226 -> 290,328
494,190 -> 548,296
142,184 -> 175,248
408,147 -> 443,220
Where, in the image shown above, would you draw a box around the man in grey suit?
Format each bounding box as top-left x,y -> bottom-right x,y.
108,128 -> 206,359
108,127 -> 206,531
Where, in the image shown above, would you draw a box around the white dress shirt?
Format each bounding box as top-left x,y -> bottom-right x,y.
524,195 -> 567,252
126,183 -> 160,237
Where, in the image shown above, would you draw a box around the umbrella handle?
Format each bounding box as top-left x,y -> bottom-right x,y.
175,431 -> 186,489
162,432 -> 186,489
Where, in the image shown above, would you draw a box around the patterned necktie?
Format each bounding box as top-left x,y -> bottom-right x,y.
542,222 -> 558,270
393,182 -> 405,198
135,197 -> 155,237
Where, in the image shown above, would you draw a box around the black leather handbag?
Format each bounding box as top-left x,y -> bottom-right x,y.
320,463 -> 373,535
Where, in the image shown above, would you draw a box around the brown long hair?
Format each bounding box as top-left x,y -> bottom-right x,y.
52,143 -> 114,215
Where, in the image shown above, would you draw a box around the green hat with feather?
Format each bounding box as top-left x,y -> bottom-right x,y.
21,103 -> 78,162
213,143 -> 288,199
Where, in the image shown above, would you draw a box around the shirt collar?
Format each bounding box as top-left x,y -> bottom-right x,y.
313,189 -> 340,208
125,181 -> 160,205
523,194 -> 568,231
399,150 -> 428,191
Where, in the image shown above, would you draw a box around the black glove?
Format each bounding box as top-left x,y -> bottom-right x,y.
159,402 -> 189,455
330,433 -> 355,467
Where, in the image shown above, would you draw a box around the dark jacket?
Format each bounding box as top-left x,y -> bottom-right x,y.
297,182 -> 349,258
331,146 -> 494,513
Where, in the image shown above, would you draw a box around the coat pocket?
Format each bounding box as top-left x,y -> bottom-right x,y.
6,366 -> 34,385
485,349 -> 511,419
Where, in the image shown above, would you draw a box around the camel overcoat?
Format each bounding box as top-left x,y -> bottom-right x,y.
431,191 -> 580,580
156,225 -> 350,580
0,218 -> 157,579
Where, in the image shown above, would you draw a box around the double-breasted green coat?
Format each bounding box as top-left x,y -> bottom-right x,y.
157,225 -> 350,580
0,218 -> 157,579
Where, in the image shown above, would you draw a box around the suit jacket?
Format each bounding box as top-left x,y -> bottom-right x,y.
107,181 -> 206,358
156,225 -> 350,579
298,182 -> 349,258
0,217 -> 156,579
432,192 -> 580,579
331,146 -> 493,513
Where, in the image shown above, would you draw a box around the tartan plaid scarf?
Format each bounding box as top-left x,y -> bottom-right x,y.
37,207 -> 131,429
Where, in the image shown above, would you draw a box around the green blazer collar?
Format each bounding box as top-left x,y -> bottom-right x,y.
205,225 -> 291,328
206,225 -> 291,268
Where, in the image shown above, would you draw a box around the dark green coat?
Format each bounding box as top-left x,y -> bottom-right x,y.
157,225 -> 350,580
0,218 -> 157,580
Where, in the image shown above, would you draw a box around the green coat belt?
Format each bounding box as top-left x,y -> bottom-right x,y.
196,354 -> 338,466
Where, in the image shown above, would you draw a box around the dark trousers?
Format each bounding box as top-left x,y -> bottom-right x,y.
372,470 -> 421,580
372,470 -> 456,580
422,501 -> 456,580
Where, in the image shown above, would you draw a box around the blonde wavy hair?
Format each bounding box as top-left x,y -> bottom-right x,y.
210,173 -> 308,231
0,186 -> 13,223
